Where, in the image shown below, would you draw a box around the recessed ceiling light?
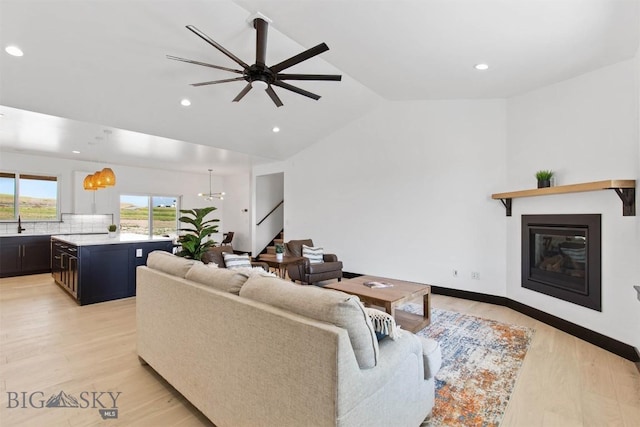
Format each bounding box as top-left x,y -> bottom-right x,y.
181,99 -> 191,107
72,150 -> 81,154
272,127 -> 280,133
5,46 -> 24,57
474,63 -> 489,71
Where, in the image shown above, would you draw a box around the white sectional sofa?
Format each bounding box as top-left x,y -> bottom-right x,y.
136,251 -> 440,427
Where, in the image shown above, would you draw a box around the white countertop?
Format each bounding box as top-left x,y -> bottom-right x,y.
52,233 -> 173,246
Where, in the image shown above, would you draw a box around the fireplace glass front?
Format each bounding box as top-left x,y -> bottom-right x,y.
522,214 -> 601,311
530,227 -> 587,294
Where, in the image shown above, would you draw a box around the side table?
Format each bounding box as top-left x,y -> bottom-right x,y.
257,254 -> 304,279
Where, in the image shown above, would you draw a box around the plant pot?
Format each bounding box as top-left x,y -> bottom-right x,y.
537,179 -> 551,188
276,253 -> 283,261
108,231 -> 117,238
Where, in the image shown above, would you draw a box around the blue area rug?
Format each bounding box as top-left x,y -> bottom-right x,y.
400,305 -> 535,427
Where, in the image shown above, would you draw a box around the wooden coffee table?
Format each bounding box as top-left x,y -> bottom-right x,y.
324,275 -> 431,333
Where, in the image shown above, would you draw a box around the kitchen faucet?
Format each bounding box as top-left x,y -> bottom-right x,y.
17,215 -> 26,233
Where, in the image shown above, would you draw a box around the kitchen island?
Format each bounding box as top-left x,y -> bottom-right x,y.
51,233 -> 173,305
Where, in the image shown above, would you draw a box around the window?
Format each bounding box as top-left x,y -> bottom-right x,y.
0,172 -> 58,220
120,195 -> 178,237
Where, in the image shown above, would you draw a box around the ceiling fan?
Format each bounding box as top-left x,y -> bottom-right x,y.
167,13 -> 342,107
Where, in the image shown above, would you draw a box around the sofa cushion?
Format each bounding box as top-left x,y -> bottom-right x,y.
146,251 -> 201,278
185,263 -> 250,295
240,276 -> 379,369
302,244 -> 324,264
229,266 -> 277,278
223,253 -> 252,269
418,336 -> 442,379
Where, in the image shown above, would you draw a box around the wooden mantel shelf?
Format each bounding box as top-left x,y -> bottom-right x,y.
491,179 -> 636,216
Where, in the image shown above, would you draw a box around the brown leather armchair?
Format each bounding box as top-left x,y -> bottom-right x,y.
285,239 -> 343,285
202,246 -> 269,271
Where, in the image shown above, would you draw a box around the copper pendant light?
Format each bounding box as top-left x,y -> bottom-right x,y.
93,170 -> 106,188
83,130 -> 117,191
83,174 -> 97,190
101,167 -> 116,186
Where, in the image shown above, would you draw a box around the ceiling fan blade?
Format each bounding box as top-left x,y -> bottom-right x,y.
272,81 -> 321,100
191,76 -> 246,87
166,55 -> 243,74
233,84 -> 253,102
265,86 -> 283,107
277,73 -> 342,81
255,18 -> 268,66
270,43 -> 330,73
186,25 -> 250,69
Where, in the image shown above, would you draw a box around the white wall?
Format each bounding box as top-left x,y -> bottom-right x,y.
251,162 -> 286,255
0,152 -> 227,241
637,32 -> 640,312
506,58 -> 640,349
255,173 -> 284,221
284,99 -> 508,295
221,173 -> 251,252
281,58 -> 639,351
254,172 -> 284,254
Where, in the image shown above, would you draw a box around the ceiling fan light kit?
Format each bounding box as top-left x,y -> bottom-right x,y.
167,13 -> 342,107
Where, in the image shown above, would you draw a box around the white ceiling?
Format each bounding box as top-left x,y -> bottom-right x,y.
1,0 -> 638,175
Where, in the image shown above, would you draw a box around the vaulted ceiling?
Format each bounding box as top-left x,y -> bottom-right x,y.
1,0 -> 638,174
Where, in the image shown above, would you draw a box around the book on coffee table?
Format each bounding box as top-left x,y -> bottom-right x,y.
363,281 -> 394,289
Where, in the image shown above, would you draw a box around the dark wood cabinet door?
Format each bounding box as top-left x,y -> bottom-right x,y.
21,238 -> 51,274
0,241 -> 22,277
0,235 -> 51,277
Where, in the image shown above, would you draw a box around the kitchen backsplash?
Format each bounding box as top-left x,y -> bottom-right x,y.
0,213 -> 114,235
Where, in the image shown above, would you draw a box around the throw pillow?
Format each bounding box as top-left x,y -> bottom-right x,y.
302,244 -> 324,264
222,252 -> 252,269
365,307 -> 402,340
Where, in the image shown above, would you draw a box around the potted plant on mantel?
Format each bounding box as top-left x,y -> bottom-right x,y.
535,170 -> 554,188
107,224 -> 117,238
176,206 -> 220,261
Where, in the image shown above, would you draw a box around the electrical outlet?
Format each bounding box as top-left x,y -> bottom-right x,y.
452,269 -> 458,278
136,249 -> 143,258
471,272 -> 480,280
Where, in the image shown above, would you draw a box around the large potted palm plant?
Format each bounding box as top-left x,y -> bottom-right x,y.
176,206 -> 220,261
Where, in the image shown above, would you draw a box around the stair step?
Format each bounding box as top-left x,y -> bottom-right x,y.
266,246 -> 276,254
273,238 -> 283,245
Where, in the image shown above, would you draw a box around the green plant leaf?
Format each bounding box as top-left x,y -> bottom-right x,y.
175,206 -> 221,261
535,169 -> 554,180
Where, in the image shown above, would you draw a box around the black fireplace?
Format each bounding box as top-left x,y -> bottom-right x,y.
522,214 -> 601,311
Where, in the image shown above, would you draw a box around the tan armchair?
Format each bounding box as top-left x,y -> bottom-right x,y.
202,246 -> 269,271
285,239 -> 343,285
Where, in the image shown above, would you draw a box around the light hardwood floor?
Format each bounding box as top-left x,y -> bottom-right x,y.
1,274 -> 638,426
